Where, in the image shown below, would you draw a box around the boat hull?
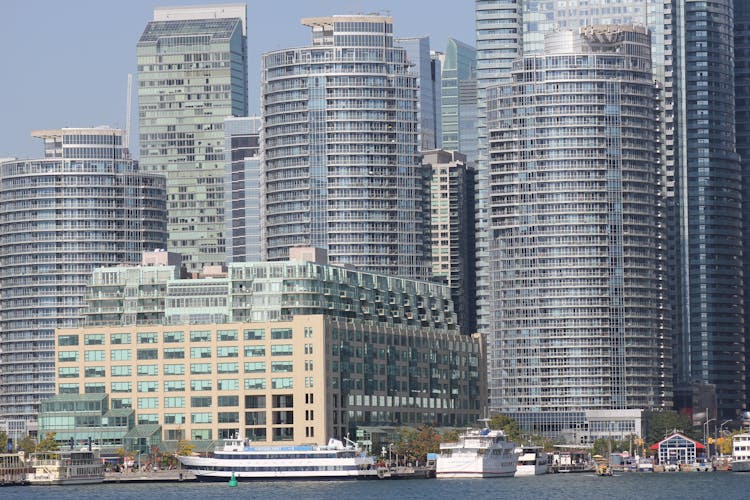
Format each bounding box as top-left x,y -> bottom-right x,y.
193,471 -> 374,481
514,464 -> 548,476
28,477 -> 104,486
436,471 -> 515,479
732,460 -> 750,472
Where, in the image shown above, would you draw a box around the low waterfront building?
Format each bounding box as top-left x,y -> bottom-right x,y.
54,249 -> 484,446
37,394 -> 135,454
650,432 -> 706,465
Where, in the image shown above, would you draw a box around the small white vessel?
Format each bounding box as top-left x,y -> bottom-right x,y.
27,449 -> 104,485
514,446 -> 548,476
436,427 -> 519,478
178,437 -> 376,481
731,432 -> 750,472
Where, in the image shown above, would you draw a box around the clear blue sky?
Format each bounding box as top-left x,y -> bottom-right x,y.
0,0 -> 474,159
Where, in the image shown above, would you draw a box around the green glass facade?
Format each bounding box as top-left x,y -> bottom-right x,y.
137,8 -> 248,274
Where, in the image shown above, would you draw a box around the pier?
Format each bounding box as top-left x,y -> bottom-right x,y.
104,470 -> 196,483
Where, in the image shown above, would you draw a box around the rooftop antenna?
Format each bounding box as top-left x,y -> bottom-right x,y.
125,73 -> 133,157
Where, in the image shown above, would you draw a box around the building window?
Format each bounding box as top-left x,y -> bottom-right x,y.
164,413 -> 185,425
58,351 -> 79,362
164,364 -> 185,375
271,345 -> 292,357
84,334 -> 104,345
163,331 -> 185,343
58,335 -> 79,346
58,383 -> 79,394
163,348 -> 185,359
85,367 -> 106,378
137,349 -> 158,360
218,412 -> 239,424
271,361 -> 293,373
191,396 -> 212,408
111,382 -> 132,393
244,395 -> 265,409
191,429 -> 212,440
217,379 -> 239,391
138,397 -> 159,409
244,329 -> 265,340
138,364 -> 158,376
217,346 -> 238,358
190,363 -> 212,375
164,397 -> 185,408
244,346 -> 265,357
138,414 -> 158,425
189,330 -> 211,342
244,378 -> 266,390
137,332 -> 158,344
217,329 -> 238,341
164,380 -> 185,392
111,349 -> 132,361
111,365 -> 132,377
190,347 -> 212,359
85,383 -> 105,394
110,333 -> 131,345
271,378 -> 293,389
245,411 -> 266,426
191,380 -> 213,391
58,367 -> 79,378
271,328 -> 293,340
218,395 -> 239,407
84,350 -> 105,362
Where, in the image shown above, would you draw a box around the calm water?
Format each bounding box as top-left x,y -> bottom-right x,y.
2,473 -> 749,500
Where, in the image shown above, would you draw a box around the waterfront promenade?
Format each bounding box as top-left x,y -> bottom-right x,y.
104,469 -> 195,483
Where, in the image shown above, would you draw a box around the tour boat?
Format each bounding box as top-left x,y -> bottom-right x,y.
178,438 -> 376,481
514,446 -> 548,476
436,427 -> 519,478
27,449 -> 104,485
731,432 -> 750,472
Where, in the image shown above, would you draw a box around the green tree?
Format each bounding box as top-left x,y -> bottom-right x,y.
18,436 -> 37,453
393,425 -> 442,463
488,414 -> 522,443
441,429 -> 460,443
176,439 -> 195,457
36,432 -> 59,452
643,410 -> 697,445
0,431 -> 8,452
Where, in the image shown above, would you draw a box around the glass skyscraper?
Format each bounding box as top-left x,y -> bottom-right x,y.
440,38 -> 477,167
137,4 -> 248,274
261,15 -> 428,279
224,116 -> 261,263
736,0 -> 750,409
0,128 -> 167,423
487,25 -> 667,439
666,0 -> 743,418
397,36 -> 440,152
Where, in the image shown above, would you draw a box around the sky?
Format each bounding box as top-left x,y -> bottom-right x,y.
0,0 -> 475,159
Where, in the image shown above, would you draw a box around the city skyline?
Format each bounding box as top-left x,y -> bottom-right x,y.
0,0 -> 474,160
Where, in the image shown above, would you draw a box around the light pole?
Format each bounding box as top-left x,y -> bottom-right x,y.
704,417 -> 715,459
718,419 -> 732,457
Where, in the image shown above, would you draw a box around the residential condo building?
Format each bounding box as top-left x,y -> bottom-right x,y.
261,15 -> 428,279
486,26 -> 668,440
0,127 -> 167,424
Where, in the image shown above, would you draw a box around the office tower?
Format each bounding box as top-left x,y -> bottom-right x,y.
137,4 -> 248,274
0,128 -> 167,424
474,1 -> 523,334
224,116 -> 261,263
487,26 -> 666,440
440,38 -> 477,166
397,36 -> 440,151
665,0 -> 743,419
261,15 -> 428,279
423,150 -> 476,335
737,0 -> 750,408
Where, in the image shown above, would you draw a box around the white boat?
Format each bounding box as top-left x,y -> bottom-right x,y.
731,432 -> 750,472
27,449 -> 104,485
436,427 -> 519,478
178,438 -> 376,481
514,446 -> 548,476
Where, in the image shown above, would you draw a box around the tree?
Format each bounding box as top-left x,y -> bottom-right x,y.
36,432 -> 60,452
441,429 -> 460,443
18,436 -> 37,453
0,431 -> 8,453
393,425 -> 442,463
488,414 -> 522,443
176,439 -> 195,457
643,410 -> 697,445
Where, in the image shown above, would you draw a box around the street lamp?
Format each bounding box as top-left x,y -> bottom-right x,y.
704,417 -> 715,459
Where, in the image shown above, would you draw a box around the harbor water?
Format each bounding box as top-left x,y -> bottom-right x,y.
1,472 -> 748,500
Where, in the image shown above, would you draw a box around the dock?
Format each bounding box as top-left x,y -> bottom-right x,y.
104,470 -> 196,483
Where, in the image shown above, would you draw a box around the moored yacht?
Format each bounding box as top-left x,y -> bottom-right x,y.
731,432 -> 750,472
514,446 -> 548,476
436,427 -> 519,478
178,437 -> 376,481
27,449 -> 104,485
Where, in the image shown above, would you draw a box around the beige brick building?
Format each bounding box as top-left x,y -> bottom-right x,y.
55,315 -> 484,446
